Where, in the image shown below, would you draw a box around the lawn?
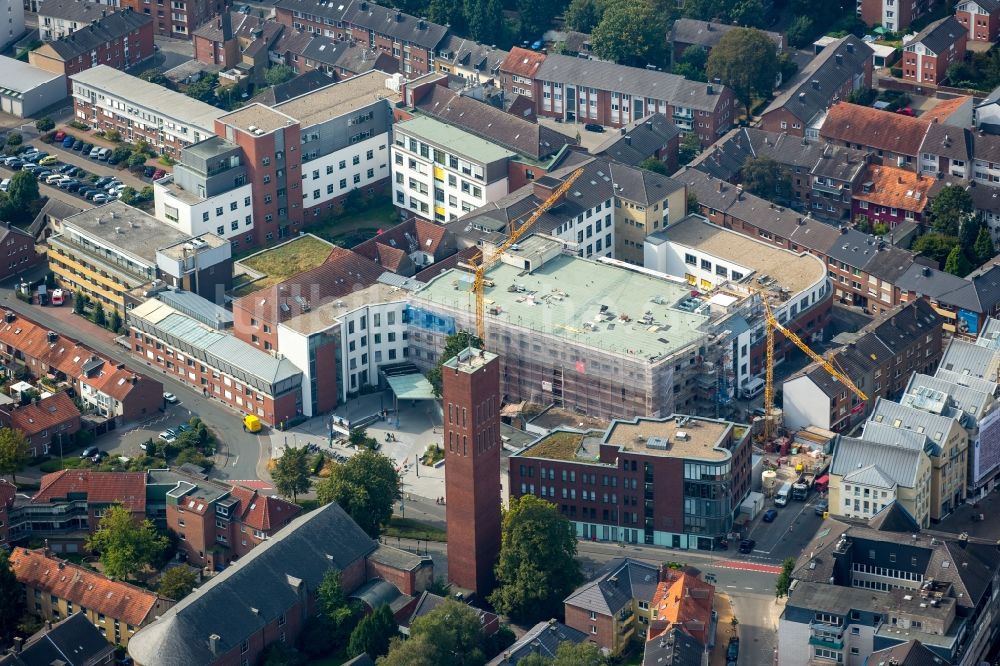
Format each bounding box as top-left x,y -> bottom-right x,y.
520,431 -> 586,461
384,516 -> 447,542
309,198 -> 398,245
234,234 -> 335,295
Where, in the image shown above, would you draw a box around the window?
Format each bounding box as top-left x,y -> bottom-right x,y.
241,640 -> 249,654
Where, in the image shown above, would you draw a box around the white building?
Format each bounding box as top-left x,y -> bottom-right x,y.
0,0 -> 23,50
0,56 -> 65,117
391,114 -> 514,222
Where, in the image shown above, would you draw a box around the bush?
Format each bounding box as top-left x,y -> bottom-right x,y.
68,120 -> 89,131
5,132 -> 22,147
34,118 -> 54,132
104,129 -> 121,142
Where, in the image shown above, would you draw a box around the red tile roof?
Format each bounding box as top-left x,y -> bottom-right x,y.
820,102 -> 931,157
648,570 -> 714,645
352,218 -> 450,270
10,547 -> 162,627
6,391 -> 80,436
855,164 -> 933,212
229,484 -> 301,531
922,96 -> 971,124
502,47 -> 546,78
33,470 -> 147,513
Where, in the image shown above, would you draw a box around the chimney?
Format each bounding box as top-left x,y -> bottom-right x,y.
706,22 -> 712,30
209,634 -> 221,655
835,53 -> 843,65
707,84 -> 714,95
717,181 -> 723,193
624,136 -> 631,145
846,43 -> 854,53
12,638 -> 23,654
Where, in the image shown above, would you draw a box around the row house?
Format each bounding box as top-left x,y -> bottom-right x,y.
127,298 -> 303,426
898,262 -> 1000,336
820,102 -> 932,171
498,47 -> 545,100
434,36 -> 507,83
70,65 -> 224,156
956,0 -> 1000,42
296,34 -> 398,79
273,0 -> 447,77
500,47 -> 736,146
37,0 -> 122,40
0,310 -> 163,425
919,123 -> 972,179
0,391 -> 81,458
192,11 -> 284,77
11,547 -> 174,648
901,16 -> 967,86
670,19 -> 783,63
760,37 -> 873,138
852,164 -> 934,228
120,0 -> 225,38
859,0 -> 936,30
0,223 -> 42,282
30,9 -> 154,93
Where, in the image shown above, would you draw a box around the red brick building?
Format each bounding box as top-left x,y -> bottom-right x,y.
0,391 -> 81,458
443,347 -> 502,595
852,164 -> 933,228
859,0 -> 934,31
121,0 -> 226,38
901,17 -> 967,85
956,0 -> 1000,42
0,479 -> 15,548
0,224 -> 41,282
26,470 -> 147,546
29,9 -> 154,92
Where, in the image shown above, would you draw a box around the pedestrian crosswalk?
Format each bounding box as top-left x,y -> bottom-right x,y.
712,560 -> 783,574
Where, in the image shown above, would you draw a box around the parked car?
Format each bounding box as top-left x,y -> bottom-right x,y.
0,179 -> 8,192
80,446 -> 99,459
88,146 -> 102,158
97,148 -> 111,161
738,538 -> 756,554
57,164 -> 75,174
152,168 -> 165,180
762,508 -> 778,522
108,153 -> 123,165
815,499 -> 829,516
50,288 -> 64,306
239,3 -> 250,12
92,193 -> 109,204
2,156 -> 20,166
142,166 -> 156,178
39,155 -> 58,166
64,181 -> 82,192
44,173 -> 64,184
727,638 -> 739,663
35,170 -> 51,180
176,424 -> 190,433
84,189 -> 102,200
72,140 -> 84,151
584,123 -> 605,132
163,392 -> 178,404
61,136 -> 75,148
53,130 -> 65,141
531,39 -> 543,49
94,176 -> 112,187
80,143 -> 93,154
6,160 -> 23,170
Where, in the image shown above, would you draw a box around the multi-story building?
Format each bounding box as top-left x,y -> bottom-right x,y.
919,122 -> 972,179
391,115 -> 515,222
273,0 -> 447,77
0,223 -> 42,282
30,9 -> 153,93
128,503 -> 433,666
10,547 -> 174,647
591,113 -> 682,174
127,298 -> 303,426
760,37 -> 873,138
501,47 -> 736,146
866,398 -> 968,520
294,34 -> 397,79
510,414 -> 752,549
828,428 -> 934,526
48,201 -> 230,310
821,102 -> 931,172
956,0 -> 1000,42
859,0 -> 936,30
852,164 -> 934,228
901,17 -> 967,85
192,11 -> 281,70
0,0 -> 24,51
434,36 -> 507,82
120,0 -> 224,38
498,47 -> 545,100
37,0 -> 118,40
0,392 -> 81,458
670,19 -> 783,63
563,559 -> 661,655
780,509 -> 1000,665
0,612 -> 116,666
70,66 -> 224,156
0,479 -> 15,547
647,569 -> 715,648
897,263 -> 1000,337
351,216 -> 456,277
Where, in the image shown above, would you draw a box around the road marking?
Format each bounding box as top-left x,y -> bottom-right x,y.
744,587 -> 754,590
727,585 -> 736,589
712,560 -> 783,574
232,456 -> 239,466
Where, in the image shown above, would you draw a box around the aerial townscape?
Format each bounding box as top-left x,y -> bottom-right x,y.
6,0 -> 1000,665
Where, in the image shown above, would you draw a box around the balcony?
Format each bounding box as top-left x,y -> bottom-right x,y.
809,635 -> 844,650
812,180 -> 844,196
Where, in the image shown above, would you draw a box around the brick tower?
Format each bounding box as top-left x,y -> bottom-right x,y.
442,346 -> 502,595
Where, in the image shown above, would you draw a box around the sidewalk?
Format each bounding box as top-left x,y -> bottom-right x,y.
710,593 -> 736,666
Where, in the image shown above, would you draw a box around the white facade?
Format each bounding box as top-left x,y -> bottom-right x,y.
0,56 -> 65,118
783,374 -> 833,431
155,181 -> 254,241
0,0 -> 24,50
778,616 -> 876,666
546,197 -> 615,259
300,133 -> 388,213
839,476 -> 897,520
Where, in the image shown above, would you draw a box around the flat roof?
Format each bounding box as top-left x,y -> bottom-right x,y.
158,233 -> 229,261
0,55 -> 64,93
61,201 -> 189,264
234,234 -> 336,295
414,252 -> 711,362
70,66 -> 223,133
395,115 -> 515,164
218,103 -> 297,134
604,416 -> 734,460
442,346 -> 498,373
652,215 -> 826,296
274,71 -> 390,127
280,282 -> 412,335
519,430 -> 610,464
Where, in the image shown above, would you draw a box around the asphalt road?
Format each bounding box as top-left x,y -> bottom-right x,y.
0,287 -> 266,481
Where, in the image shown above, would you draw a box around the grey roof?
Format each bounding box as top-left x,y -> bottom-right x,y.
534,53 -> 728,113
437,35 -> 508,74
869,640 -> 950,666
366,543 -> 430,572
864,298 -> 941,348
763,36 -> 873,124
300,35 -> 383,73
563,558 -> 659,616
61,201 -> 190,265
249,70 -> 334,105
832,436 -> 922,487
921,124 -> 972,162
867,501 -> 922,533
896,263 -> 981,310
38,0 -> 118,21
939,337 -> 1000,379
671,19 -> 782,51
642,628 -> 705,666
966,0 -> 1000,13
904,373 -> 992,424
861,420 -> 939,456
934,368 -> 999,395
154,289 -> 233,329
0,55 -> 65,93
867,398 -> 961,449
794,344 -> 877,399
0,613 -> 114,666
977,316 -> 1000,347
350,578 -> 403,610
485,620 -> 589,666
127,503 -> 376,666
973,131 -> 1000,163
43,8 -> 151,60
909,16 -> 966,55
272,0 -> 447,50
825,227 -> 915,278
843,465 -> 896,488
592,113 -> 682,167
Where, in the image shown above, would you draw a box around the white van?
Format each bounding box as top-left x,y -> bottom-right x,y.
775,482 -> 792,507
741,377 -> 765,400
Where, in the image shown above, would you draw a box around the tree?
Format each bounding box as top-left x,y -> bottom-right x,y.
316,449 -> 400,538
139,68 -> 168,85
490,495 -> 582,624
128,152 -> 147,169
707,28 -> 778,121
673,45 -> 707,81
35,117 -> 54,132
591,0 -> 666,68
7,170 -> 39,211
0,427 -> 29,483
92,301 -> 107,328
158,566 -> 198,600
465,0 -> 505,44
929,185 -> 973,236
787,15 -> 815,48
271,445 -> 311,502
518,642 -> 608,666
944,244 -> 974,277
565,0 -> 604,32
73,291 -> 85,314
428,0 -> 465,32
975,225 -> 996,265
262,643 -> 305,666
186,73 -> 220,105
317,568 -> 360,640
0,549 -> 24,644
426,330 -> 484,396
108,308 -> 122,333
5,132 -> 22,147
639,156 -> 670,175
265,64 -> 296,87
348,604 -> 397,658
348,427 -> 379,450
678,131 -> 702,166
741,156 -> 790,200
119,186 -> 138,205
912,232 -> 958,265
86,503 -> 168,580
959,216 -> 983,255
380,598 -> 486,666
775,557 -> 795,598
729,0 -> 765,27
518,0 -> 561,40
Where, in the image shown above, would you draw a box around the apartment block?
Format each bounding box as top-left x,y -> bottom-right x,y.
0,223 -> 42,282
273,0 -> 447,77
70,66 -> 223,156
853,164 -> 933,227
859,0 -> 936,31
901,17 -> 967,85
37,0 -> 119,40
128,298 -> 303,425
120,0 -> 225,38
0,0 -> 24,51
510,415 -> 752,549
956,0 -> 1000,42
11,547 -> 174,647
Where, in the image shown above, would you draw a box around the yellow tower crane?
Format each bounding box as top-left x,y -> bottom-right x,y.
759,292 -> 868,441
471,168 -> 584,339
